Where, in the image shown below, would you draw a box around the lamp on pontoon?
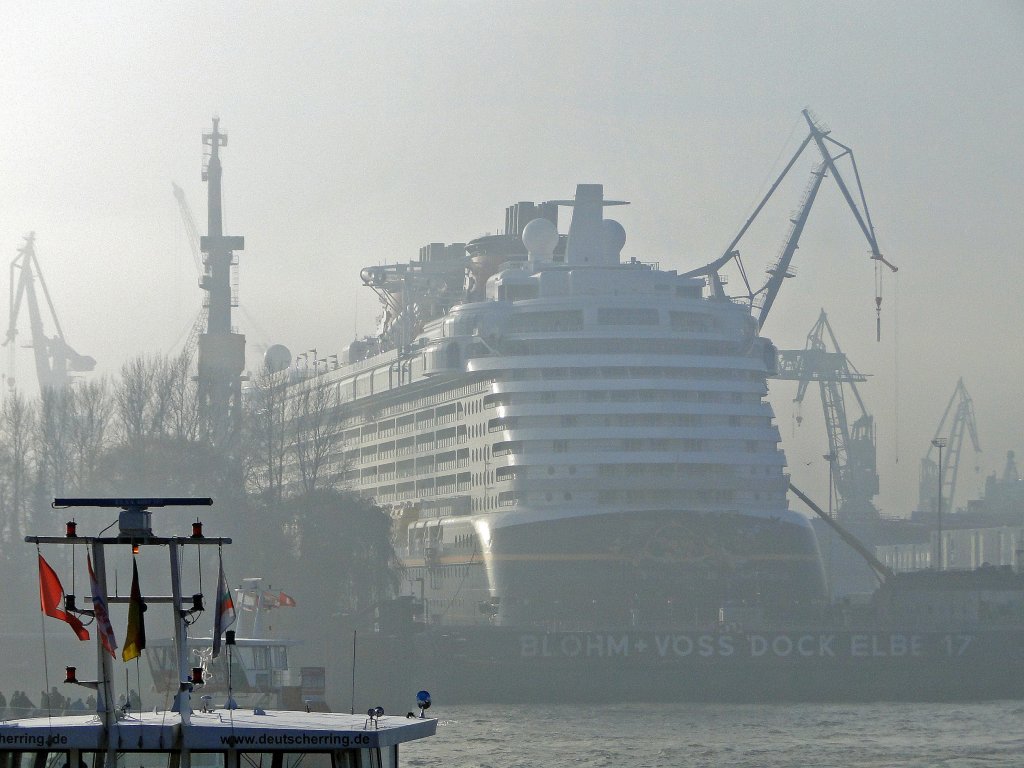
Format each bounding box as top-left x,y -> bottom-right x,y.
416,690 -> 431,718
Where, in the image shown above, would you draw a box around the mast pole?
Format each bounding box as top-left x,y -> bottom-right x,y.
169,540 -> 193,724
90,540 -> 117,766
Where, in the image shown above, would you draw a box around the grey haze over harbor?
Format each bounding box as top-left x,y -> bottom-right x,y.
0,1 -> 1021,518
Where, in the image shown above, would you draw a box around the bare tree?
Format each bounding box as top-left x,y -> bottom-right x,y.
115,356 -> 155,449
0,390 -> 36,540
167,350 -> 200,442
69,378 -> 113,493
106,353 -> 213,494
290,378 -> 338,495
243,369 -> 290,504
36,387 -> 74,497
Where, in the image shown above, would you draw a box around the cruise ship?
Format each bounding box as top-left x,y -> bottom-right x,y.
279,181 -> 830,632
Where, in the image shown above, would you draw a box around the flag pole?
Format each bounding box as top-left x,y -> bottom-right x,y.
350,629 -> 357,715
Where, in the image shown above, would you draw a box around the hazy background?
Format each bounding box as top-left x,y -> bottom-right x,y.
0,0 -> 1020,518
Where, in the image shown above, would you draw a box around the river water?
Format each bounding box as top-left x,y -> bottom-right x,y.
401,701 -> 1024,767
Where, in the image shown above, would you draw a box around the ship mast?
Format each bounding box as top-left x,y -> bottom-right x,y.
197,118 -> 246,457
30,498 -> 227,763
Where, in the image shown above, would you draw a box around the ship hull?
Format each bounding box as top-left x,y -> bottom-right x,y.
356,625 -> 1024,706
480,508 -> 827,628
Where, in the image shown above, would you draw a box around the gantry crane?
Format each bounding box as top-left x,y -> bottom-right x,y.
3,233 -> 95,394
918,378 -> 980,517
683,110 -> 898,337
195,117 -> 245,452
775,310 -> 879,522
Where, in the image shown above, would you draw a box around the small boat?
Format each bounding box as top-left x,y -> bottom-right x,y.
0,497 -> 435,767
147,579 -> 320,711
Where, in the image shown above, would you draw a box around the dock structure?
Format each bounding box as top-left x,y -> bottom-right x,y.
197,118 -> 245,457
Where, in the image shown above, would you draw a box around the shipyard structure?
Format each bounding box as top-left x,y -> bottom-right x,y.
197,118 -> 245,457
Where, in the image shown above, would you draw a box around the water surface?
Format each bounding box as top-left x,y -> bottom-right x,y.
402,701 -> 1024,768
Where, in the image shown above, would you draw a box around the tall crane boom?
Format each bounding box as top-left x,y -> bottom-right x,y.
775,310 -> 879,521
683,110 -> 898,337
172,181 -> 203,275
918,378 -> 981,516
3,234 -> 96,394
172,181 -> 209,360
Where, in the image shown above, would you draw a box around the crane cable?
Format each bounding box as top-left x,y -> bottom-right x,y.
893,270 -> 901,466
875,259 -> 883,342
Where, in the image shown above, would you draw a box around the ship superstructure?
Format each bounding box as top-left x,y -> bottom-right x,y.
276,185 -> 828,630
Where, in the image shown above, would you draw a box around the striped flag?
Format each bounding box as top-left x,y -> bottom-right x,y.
87,554 -> 118,659
212,555 -> 236,658
122,558 -> 147,662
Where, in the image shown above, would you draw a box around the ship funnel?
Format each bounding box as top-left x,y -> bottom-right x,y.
551,184 -> 628,266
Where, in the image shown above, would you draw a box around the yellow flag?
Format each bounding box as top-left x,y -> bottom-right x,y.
122,559 -> 146,662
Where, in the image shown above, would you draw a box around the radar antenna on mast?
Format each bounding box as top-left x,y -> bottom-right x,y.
683,110 -> 898,339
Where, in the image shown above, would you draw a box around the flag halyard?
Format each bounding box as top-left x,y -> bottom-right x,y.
212,553 -> 236,658
122,558 -> 147,662
87,553 -> 118,659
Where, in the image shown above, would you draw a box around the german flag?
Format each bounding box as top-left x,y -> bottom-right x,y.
122,558 -> 146,661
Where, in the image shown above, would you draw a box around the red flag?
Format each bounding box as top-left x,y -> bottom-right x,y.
87,554 -> 118,659
277,592 -> 296,607
38,554 -> 90,641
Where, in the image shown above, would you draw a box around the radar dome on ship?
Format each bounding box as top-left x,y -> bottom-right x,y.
522,217 -> 559,259
264,344 -> 292,374
603,219 -> 626,258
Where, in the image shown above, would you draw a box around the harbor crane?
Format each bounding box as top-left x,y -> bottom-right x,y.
683,110 -> 898,339
195,117 -> 245,452
172,181 -> 210,360
918,378 -> 980,517
775,310 -> 879,522
3,233 -> 95,394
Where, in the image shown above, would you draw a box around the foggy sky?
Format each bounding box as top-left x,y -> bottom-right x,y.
1,1 -> 1021,518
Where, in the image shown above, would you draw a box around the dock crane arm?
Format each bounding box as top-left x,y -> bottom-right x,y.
3,234 -> 95,393
172,181 -> 204,275
172,181 -> 210,359
775,310 -> 878,516
683,111 -> 897,336
920,378 -> 981,515
789,482 -> 892,584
